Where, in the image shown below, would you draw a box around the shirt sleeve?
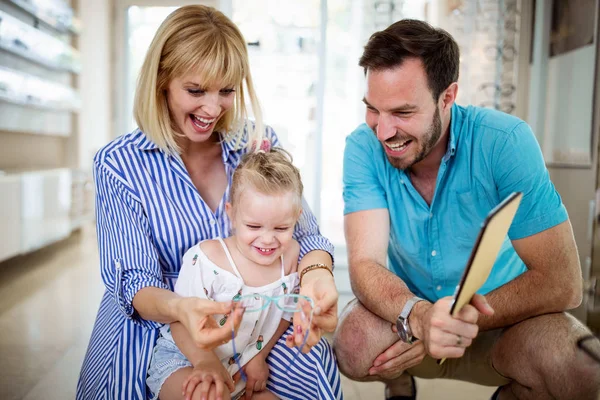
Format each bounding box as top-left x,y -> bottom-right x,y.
266,126 -> 335,264
94,160 -> 167,329
343,125 -> 388,215
492,122 -> 568,239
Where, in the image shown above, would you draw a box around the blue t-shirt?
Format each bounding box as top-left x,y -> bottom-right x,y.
343,104 -> 568,302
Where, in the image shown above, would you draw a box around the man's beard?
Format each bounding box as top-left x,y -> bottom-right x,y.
387,107 -> 442,170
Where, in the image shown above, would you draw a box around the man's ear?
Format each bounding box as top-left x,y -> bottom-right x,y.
440,82 -> 458,113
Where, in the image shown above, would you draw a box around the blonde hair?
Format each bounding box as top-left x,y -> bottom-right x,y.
230,148 -> 303,213
134,5 -> 264,154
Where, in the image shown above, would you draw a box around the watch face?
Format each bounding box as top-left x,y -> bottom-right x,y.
396,319 -> 408,342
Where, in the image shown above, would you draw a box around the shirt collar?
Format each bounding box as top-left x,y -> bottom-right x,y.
136,128 -> 243,166
443,103 -> 461,161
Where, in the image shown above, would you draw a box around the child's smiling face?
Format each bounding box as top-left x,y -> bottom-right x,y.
227,186 -> 300,267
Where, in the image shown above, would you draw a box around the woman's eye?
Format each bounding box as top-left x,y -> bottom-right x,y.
220,88 -> 235,95
187,89 -> 204,96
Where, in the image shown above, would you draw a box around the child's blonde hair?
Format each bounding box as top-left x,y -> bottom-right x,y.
134,5 -> 264,154
230,148 -> 303,213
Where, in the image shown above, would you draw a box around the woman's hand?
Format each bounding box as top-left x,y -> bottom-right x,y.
182,358 -> 233,400
176,297 -> 244,350
287,269 -> 338,351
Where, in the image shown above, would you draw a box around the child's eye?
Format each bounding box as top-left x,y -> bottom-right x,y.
275,227 -> 290,232
246,225 -> 260,229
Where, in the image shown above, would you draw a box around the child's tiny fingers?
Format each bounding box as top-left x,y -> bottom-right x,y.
214,379 -> 224,400
184,376 -> 200,400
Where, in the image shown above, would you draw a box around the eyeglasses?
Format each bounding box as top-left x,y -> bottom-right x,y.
230,293 -> 315,381
577,335 -> 600,364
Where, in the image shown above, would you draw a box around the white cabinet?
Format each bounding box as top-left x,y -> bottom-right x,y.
0,174 -> 22,261
20,169 -> 72,253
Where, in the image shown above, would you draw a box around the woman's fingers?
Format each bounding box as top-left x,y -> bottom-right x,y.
226,306 -> 245,336
197,299 -> 234,316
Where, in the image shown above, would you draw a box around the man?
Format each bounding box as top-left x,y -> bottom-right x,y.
333,19 -> 600,400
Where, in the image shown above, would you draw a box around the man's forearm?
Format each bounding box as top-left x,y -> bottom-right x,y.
478,269 -> 580,331
350,259 -> 426,324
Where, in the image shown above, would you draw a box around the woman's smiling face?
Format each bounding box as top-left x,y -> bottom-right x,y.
166,74 -> 236,143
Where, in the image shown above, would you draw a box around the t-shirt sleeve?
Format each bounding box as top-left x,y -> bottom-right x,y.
174,247 -> 210,299
343,125 -> 388,215
493,122 -> 568,239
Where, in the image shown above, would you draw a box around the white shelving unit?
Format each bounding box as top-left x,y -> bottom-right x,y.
0,0 -> 94,263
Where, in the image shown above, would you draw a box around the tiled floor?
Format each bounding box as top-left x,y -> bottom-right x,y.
0,227 -> 497,399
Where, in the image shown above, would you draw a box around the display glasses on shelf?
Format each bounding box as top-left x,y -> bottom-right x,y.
0,66 -> 80,111
0,10 -> 81,73
9,0 -> 79,35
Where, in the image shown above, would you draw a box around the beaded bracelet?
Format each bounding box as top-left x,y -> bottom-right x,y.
299,263 -> 333,287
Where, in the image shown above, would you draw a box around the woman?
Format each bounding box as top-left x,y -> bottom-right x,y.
77,5 -> 340,400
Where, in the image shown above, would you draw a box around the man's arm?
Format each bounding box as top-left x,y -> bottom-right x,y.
477,219 -> 582,330
345,208 -> 425,323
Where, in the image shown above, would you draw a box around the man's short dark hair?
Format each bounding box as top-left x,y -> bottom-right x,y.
359,19 -> 460,102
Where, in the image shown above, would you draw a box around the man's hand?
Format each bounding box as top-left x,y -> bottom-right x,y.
413,294 -> 494,359
368,332 -> 426,379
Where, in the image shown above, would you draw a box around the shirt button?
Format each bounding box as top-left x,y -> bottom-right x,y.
400,179 -> 405,184
431,250 -> 437,257
436,285 -> 442,291
429,212 -> 433,218
211,219 -> 216,225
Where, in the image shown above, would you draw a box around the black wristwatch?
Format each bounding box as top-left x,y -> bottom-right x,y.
396,296 -> 424,344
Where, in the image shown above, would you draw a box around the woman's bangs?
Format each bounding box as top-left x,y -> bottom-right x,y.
185,40 -> 244,90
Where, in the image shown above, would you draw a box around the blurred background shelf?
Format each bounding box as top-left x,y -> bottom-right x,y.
7,0 -> 80,35
0,10 -> 81,73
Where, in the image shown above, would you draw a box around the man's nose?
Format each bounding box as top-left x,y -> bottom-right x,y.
376,115 -> 396,142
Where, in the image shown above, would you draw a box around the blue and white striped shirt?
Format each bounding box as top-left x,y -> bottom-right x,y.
77,124 -> 335,399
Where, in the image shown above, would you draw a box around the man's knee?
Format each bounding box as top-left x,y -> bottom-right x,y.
498,313 -> 600,399
332,299 -> 396,380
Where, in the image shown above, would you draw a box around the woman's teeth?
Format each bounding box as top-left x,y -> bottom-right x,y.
190,114 -> 215,129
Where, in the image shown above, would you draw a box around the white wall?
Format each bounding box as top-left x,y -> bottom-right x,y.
542,45 -> 596,164
77,0 -> 112,168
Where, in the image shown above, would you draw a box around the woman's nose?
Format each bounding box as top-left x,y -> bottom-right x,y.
200,93 -> 221,117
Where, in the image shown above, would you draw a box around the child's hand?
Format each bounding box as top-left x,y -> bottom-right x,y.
240,354 -> 270,399
182,358 -> 234,400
